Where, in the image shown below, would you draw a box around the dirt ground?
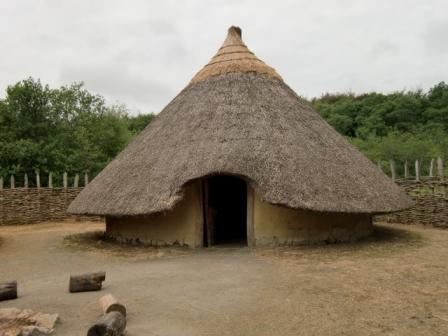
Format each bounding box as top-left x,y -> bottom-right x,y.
0,221 -> 448,336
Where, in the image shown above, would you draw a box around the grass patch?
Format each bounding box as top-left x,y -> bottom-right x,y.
63,230 -> 191,259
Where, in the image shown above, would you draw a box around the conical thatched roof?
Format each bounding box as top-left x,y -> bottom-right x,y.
68,26 -> 411,216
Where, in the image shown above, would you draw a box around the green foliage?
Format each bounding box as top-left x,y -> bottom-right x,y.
312,82 -> 448,176
0,78 -> 153,185
0,77 -> 446,186
125,113 -> 155,135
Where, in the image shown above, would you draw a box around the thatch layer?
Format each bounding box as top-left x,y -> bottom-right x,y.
190,26 -> 281,84
68,72 -> 411,216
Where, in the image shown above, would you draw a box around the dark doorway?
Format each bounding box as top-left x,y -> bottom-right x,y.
203,175 -> 247,246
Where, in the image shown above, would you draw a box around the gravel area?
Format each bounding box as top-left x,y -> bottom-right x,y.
0,221 -> 447,335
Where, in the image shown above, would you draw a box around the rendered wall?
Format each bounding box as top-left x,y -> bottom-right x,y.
106,182 -> 202,247
253,193 -> 372,246
106,181 -> 372,247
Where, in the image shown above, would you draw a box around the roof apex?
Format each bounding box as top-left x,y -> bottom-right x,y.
190,26 -> 282,84
223,26 -> 243,45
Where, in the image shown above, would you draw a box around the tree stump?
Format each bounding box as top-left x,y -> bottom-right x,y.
69,272 -> 105,293
87,311 -> 126,336
0,281 -> 17,301
99,294 -> 126,317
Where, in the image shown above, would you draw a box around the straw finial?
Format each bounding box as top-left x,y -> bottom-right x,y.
228,26 -> 242,38
190,26 -> 281,84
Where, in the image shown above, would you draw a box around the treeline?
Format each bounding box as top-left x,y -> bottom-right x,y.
0,77 -> 447,185
312,82 -> 448,176
0,78 -> 153,185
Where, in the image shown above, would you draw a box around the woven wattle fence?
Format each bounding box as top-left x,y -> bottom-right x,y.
374,156 -> 447,228
0,171 -> 101,225
0,158 -> 446,226
376,178 -> 447,228
0,188 -> 101,225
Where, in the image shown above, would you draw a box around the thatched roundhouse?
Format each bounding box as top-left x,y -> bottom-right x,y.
68,26 -> 411,247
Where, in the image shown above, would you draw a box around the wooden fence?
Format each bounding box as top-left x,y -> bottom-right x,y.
0,157 -> 446,226
0,172 -> 100,225
0,171 -> 89,189
375,156 -> 446,228
382,156 -> 445,182
375,178 -> 448,228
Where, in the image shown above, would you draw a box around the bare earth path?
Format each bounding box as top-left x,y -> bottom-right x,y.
1,222 -> 448,335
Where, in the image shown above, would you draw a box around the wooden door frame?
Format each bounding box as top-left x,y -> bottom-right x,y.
195,180 -> 204,248
246,184 -> 255,247
200,176 -> 254,247
202,179 -> 214,247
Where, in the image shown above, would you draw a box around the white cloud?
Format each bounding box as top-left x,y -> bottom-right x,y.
0,0 -> 447,113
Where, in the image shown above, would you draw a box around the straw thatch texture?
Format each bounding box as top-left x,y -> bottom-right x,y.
69,70 -> 411,216
190,26 -> 281,84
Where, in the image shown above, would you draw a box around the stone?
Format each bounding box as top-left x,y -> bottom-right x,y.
17,326 -> 49,336
29,312 -> 59,330
0,308 -> 58,336
16,310 -> 34,320
0,307 -> 21,320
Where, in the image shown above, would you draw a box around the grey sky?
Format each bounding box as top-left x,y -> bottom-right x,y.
1,0 -> 447,114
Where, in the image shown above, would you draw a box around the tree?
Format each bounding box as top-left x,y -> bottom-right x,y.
312,82 -> 448,176
0,78 -> 152,185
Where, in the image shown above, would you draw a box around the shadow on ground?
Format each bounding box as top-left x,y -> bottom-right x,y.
63,224 -> 424,261
256,224 -> 425,261
63,230 -> 191,259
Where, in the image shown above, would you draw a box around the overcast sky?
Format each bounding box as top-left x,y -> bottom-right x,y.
1,0 -> 447,114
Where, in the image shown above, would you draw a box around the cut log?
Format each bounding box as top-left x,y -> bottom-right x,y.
0,281 -> 17,301
99,294 -> 126,317
87,311 -> 126,336
69,272 -> 106,293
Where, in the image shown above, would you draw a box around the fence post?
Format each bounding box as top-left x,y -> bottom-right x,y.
10,175 -> 15,189
0,177 -> 3,190
415,160 -> 420,182
36,170 -> 41,188
389,160 -> 396,181
63,172 -> 68,189
429,158 -> 435,177
84,172 -> 89,186
24,173 -> 29,188
74,174 -> 79,188
404,161 -> 409,178
48,172 -> 53,188
438,157 -> 444,181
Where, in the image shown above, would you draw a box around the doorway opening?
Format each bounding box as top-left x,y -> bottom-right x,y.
202,175 -> 247,247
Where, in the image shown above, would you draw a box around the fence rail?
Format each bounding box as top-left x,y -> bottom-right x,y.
0,171 -> 90,189
381,156 -> 445,182
0,158 -> 446,227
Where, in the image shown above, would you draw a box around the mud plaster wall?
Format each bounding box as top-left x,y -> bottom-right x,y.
105,182 -> 203,247
253,193 -> 373,246
106,183 -> 373,247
